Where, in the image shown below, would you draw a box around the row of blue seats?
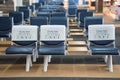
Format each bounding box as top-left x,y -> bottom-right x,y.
5,25 -> 66,72
0,16 -> 119,72
0,13 -> 104,39
38,5 -> 66,12
33,0 -> 64,10
8,11 -> 67,25
0,16 -> 69,38
30,16 -> 69,36
37,12 -> 66,17
3,24 -> 120,72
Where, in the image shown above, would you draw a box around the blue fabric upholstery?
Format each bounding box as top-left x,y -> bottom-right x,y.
30,17 -> 48,27
52,12 -> 66,17
50,17 -> 68,36
50,17 -> 67,27
6,46 -> 35,54
84,16 -> 103,30
77,9 -> 87,19
0,31 -> 11,37
79,11 -> 93,27
91,47 -> 119,55
0,16 -> 12,37
34,3 -> 41,10
68,6 -> 77,17
68,0 -> 76,5
38,5 -> 55,12
84,16 -> 103,37
39,9 -> 53,13
18,6 -> 29,11
27,5 -> 34,13
39,42 -> 65,55
37,12 -> 51,18
19,9 -> 30,21
88,25 -> 119,55
9,11 -> 23,25
39,0 -> 44,4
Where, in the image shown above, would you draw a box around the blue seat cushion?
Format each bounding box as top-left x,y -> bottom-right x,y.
6,46 -> 35,54
39,43 -> 65,55
91,47 -> 119,55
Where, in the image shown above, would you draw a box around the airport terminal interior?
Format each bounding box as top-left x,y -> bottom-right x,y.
0,0 -> 120,80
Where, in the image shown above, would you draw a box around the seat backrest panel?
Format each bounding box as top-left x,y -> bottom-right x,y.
88,24 -> 115,42
40,25 -> 66,41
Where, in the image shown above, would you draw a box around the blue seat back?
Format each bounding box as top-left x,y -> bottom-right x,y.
34,3 -> 41,10
26,5 -> 34,13
37,12 -> 51,17
9,11 -> 23,25
19,9 -> 30,21
68,7 -> 77,16
30,17 -> 48,27
0,16 -> 13,31
77,9 -> 87,18
50,17 -> 67,27
80,11 -> 93,23
68,0 -> 76,5
84,16 -> 103,31
52,12 -> 66,17
18,6 -> 29,11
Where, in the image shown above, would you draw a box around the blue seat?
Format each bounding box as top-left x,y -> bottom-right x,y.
26,5 -> 34,14
68,0 -> 76,5
39,9 -> 53,13
39,25 -> 66,72
37,12 -> 51,23
30,17 -> 48,27
18,6 -> 29,11
88,24 -> 119,72
0,16 -> 13,40
84,16 -> 103,37
9,11 -> 23,25
77,9 -> 87,21
50,17 -> 69,36
34,3 -> 41,10
52,12 -> 66,17
50,17 -> 68,26
68,6 -> 77,17
79,11 -> 93,27
6,25 -> 38,72
19,9 -> 30,21
39,0 -> 45,5
39,42 -> 65,55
